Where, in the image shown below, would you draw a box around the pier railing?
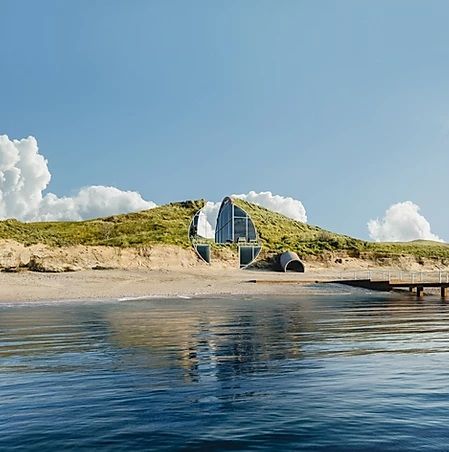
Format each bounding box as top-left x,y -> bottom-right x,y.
337,270 -> 449,284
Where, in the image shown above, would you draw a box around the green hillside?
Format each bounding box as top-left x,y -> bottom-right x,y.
234,198 -> 364,255
234,199 -> 449,262
0,200 -> 205,248
0,198 -> 448,264
363,241 -> 449,261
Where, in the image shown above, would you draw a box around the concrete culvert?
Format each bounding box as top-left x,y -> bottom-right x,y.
279,251 -> 305,272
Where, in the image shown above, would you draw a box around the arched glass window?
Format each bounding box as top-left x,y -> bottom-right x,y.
215,198 -> 258,244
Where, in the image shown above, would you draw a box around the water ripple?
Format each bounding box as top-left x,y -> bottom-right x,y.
2,293 -> 449,450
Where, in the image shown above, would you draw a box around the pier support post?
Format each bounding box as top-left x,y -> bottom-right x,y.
409,286 -> 414,292
417,286 -> 424,298
441,287 -> 447,299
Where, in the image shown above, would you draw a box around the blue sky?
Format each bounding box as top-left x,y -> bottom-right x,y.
1,0 -> 449,239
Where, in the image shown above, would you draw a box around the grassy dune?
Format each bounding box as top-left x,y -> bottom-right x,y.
234,199 -> 363,255
0,200 -> 205,248
0,198 -> 448,264
234,199 -> 449,263
363,241 -> 449,262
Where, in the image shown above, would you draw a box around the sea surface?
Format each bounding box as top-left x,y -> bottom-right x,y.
2,286 -> 449,451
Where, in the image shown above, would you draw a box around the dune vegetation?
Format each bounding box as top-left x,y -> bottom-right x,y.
0,198 -> 448,265
234,199 -> 449,263
0,200 -> 205,248
233,199 -> 363,255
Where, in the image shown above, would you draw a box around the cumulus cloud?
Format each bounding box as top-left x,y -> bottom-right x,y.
232,190 -> 307,223
197,201 -> 220,238
368,201 -> 443,242
0,135 -> 156,221
0,136 -> 308,231
36,186 -> 156,221
196,191 -> 308,239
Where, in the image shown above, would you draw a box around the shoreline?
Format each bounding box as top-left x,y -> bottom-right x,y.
0,267 -> 350,304
0,266 -> 443,304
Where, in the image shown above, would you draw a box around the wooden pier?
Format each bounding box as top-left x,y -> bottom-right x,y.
248,270 -> 449,299
331,277 -> 449,298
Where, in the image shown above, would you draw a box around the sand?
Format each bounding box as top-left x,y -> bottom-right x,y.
0,267 -> 354,303
0,239 -> 445,303
0,240 -> 444,303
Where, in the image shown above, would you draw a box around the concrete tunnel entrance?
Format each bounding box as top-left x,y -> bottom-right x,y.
279,251 -> 305,273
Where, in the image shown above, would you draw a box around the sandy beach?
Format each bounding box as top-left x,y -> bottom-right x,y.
0,238 -> 444,303
0,267 -> 353,303
0,259 -> 446,303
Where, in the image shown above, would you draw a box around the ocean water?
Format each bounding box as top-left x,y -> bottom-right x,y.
2,287 -> 449,451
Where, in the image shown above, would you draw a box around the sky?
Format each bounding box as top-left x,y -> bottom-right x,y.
1,0 -> 448,241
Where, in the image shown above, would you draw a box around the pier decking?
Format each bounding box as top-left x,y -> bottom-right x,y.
247,270 -> 449,298
329,271 -> 449,298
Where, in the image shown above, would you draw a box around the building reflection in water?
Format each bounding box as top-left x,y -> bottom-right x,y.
2,294 -> 445,380
105,299 -> 309,384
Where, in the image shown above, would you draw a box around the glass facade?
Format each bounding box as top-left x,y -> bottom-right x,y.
189,211 -> 200,239
215,198 -> 258,244
195,244 -> 211,264
239,246 -> 262,268
189,210 -> 211,240
190,197 -> 262,268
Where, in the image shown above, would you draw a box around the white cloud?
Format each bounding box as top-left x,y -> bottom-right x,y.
232,191 -> 307,223
0,135 -> 156,221
0,136 -> 308,232
368,201 -> 443,242
197,201 -> 220,238
197,191 -> 308,239
36,186 -> 156,221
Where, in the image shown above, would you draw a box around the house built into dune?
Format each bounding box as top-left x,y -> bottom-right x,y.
189,196 -> 262,268
215,197 -> 257,244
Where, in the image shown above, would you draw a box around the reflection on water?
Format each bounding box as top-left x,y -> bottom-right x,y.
2,290 -> 449,449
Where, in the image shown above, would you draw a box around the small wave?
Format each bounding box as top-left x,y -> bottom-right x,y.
117,295 -> 156,302
0,297 -> 122,308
